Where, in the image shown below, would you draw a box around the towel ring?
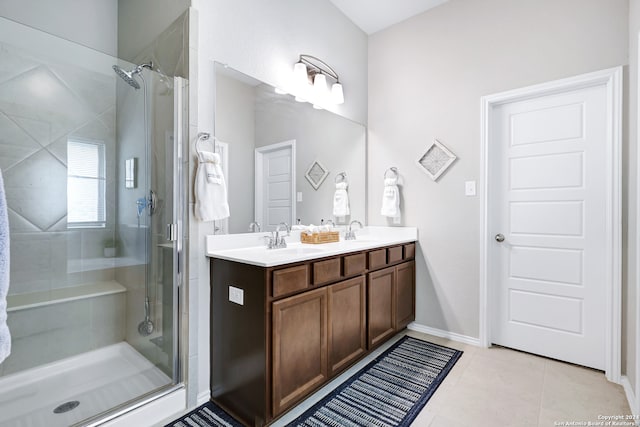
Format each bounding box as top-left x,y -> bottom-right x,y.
335,172 -> 347,184
384,167 -> 398,179
196,132 -> 217,154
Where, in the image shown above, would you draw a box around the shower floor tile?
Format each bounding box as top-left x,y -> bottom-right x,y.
0,342 -> 171,427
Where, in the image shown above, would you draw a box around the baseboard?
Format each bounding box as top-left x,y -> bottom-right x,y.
407,322 -> 481,346
197,390 -> 211,406
621,376 -> 640,425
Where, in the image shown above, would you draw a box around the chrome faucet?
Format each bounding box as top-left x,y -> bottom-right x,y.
265,222 -> 291,249
248,221 -> 261,233
345,220 -> 363,240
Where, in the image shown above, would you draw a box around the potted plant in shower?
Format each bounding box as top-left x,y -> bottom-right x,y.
103,237 -> 119,258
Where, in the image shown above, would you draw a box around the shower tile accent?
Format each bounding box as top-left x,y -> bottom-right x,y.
0,112 -> 41,170
0,65 -> 93,146
0,42 -> 39,85
4,149 -> 68,230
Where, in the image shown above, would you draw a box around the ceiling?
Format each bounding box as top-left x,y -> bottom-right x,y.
328,0 -> 449,35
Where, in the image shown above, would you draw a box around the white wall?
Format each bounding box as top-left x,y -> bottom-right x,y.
192,0 -> 368,127
190,0 -> 367,403
0,0 -> 117,56
368,0 -> 629,343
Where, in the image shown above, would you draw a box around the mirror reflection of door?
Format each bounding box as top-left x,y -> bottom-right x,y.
255,140 -> 296,232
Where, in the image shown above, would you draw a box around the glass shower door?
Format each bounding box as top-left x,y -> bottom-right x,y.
0,17 -> 184,427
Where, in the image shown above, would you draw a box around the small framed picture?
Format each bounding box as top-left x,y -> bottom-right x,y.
305,159 -> 329,190
416,139 -> 457,181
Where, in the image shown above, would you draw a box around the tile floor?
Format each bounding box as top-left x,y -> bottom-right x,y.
273,330 -> 631,427
162,330 -> 632,427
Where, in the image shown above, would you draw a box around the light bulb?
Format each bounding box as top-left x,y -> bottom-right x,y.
331,82 -> 344,105
313,73 -> 328,99
293,62 -> 308,87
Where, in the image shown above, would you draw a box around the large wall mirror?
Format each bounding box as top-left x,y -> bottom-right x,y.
214,63 -> 366,234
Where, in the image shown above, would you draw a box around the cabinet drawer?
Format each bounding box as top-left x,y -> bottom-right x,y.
404,243 -> 415,259
368,249 -> 387,270
272,264 -> 309,298
313,258 -> 342,285
343,253 -> 366,277
387,246 -> 403,264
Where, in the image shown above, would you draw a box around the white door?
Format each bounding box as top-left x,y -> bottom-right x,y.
490,82 -> 609,370
255,141 -> 295,231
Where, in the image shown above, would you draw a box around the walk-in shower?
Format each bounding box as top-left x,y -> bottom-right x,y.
0,15 -> 186,427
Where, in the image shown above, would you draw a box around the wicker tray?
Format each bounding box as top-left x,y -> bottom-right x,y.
300,231 -> 340,244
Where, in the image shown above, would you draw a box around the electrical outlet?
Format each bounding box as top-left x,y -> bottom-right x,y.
229,286 -> 244,305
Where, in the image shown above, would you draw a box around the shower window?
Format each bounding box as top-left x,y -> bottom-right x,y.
67,138 -> 106,228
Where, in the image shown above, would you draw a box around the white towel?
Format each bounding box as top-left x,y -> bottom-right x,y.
332,182 -> 350,217
380,177 -> 400,218
195,151 -> 230,221
0,170 -> 10,364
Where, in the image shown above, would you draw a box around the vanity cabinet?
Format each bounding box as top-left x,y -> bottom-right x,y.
272,287 -> 328,415
210,242 -> 415,426
368,266 -> 397,348
327,276 -> 366,377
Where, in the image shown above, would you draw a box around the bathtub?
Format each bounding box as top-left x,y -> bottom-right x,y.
0,342 -> 176,426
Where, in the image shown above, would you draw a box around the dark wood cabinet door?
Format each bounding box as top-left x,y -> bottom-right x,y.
328,276 -> 366,377
395,261 -> 415,330
272,287 -> 328,416
367,266 -> 396,349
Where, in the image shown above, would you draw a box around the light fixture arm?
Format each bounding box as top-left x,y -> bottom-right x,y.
298,54 -> 340,82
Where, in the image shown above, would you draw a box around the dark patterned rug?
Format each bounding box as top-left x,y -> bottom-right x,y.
165,336 -> 462,427
164,400 -> 243,427
287,336 -> 463,427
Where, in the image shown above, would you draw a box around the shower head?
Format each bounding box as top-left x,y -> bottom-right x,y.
112,62 -> 154,90
112,65 -> 140,89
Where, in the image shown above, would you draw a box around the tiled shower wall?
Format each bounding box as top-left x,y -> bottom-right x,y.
1,41 -> 118,293
0,40 -> 124,376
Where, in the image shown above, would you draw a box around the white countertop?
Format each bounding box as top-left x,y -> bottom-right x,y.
206,226 -> 418,267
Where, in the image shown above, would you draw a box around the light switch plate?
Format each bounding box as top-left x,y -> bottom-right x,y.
465,180 -> 476,196
229,285 -> 244,305
297,192 -> 303,202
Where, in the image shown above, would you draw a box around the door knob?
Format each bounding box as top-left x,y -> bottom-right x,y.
495,233 -> 505,242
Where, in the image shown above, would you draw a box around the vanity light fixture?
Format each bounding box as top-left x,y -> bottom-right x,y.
293,54 -> 344,105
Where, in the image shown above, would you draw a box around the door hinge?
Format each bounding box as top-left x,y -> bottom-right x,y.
166,223 -> 178,241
